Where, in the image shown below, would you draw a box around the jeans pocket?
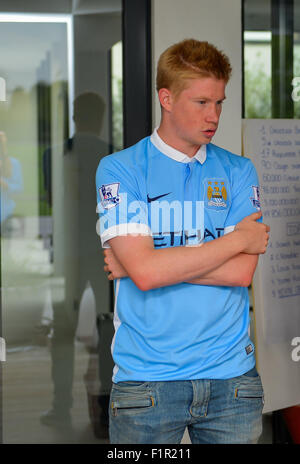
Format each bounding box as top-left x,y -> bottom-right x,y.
235,385 -> 264,399
234,378 -> 264,405
110,383 -> 155,417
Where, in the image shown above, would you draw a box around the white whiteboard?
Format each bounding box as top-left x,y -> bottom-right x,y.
243,119 -> 300,413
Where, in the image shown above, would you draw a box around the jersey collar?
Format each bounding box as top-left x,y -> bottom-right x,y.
150,128 -> 207,164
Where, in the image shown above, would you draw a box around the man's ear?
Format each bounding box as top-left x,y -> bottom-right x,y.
158,88 -> 173,112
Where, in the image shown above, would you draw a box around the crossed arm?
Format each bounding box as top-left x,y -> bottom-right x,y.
103,211 -> 269,291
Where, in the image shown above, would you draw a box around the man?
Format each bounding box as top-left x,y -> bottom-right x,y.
96,39 -> 270,444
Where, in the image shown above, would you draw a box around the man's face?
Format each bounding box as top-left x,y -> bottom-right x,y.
166,77 -> 226,149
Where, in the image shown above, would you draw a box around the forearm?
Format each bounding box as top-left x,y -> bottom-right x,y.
105,212 -> 269,290
109,230 -> 247,291
105,249 -> 258,287
187,253 -> 259,287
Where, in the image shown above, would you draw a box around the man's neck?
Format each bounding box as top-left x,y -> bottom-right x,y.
157,124 -> 201,158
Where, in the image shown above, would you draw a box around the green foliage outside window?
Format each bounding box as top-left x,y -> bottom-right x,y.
244,46 -> 300,119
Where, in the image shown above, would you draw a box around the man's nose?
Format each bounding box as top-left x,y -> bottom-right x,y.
206,104 -> 220,124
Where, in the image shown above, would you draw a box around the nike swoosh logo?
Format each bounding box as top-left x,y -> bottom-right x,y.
147,192 -> 171,203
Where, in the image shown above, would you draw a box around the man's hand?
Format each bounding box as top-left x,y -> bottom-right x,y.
235,211 -> 270,254
103,248 -> 128,280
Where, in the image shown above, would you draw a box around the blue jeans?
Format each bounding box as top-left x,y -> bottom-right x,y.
109,366 -> 264,444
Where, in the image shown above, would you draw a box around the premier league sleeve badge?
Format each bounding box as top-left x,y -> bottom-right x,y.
99,183 -> 121,209
250,185 -> 261,210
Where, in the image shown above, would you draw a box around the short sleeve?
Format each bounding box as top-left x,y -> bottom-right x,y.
224,158 -> 262,234
96,156 -> 151,248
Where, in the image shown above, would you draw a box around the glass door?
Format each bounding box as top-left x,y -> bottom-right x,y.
0,0 -> 123,444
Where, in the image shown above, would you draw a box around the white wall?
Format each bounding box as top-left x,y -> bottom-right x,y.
152,0 -> 242,155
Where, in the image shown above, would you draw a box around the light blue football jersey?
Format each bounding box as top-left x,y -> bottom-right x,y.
96,130 -> 261,382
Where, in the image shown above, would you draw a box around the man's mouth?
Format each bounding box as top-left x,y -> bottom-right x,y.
203,129 -> 216,137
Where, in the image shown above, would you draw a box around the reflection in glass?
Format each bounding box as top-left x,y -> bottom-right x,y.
0,131 -> 23,229
111,41 -> 123,152
244,31 -> 272,118
0,5 -> 122,444
243,0 -> 272,118
244,0 -> 300,119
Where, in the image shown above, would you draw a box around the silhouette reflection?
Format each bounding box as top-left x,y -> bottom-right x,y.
40,92 -> 114,438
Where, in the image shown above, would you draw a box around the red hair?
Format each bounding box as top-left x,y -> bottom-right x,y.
156,39 -> 232,98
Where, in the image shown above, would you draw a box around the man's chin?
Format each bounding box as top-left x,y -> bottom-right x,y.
198,137 -> 213,145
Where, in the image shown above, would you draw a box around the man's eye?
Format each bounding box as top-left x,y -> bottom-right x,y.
198,100 -> 206,105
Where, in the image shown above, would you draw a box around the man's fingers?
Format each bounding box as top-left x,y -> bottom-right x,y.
249,211 -> 262,220
103,263 -> 114,280
103,248 -> 113,257
238,211 -> 262,224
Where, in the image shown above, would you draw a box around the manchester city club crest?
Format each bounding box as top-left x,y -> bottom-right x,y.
99,182 -> 121,209
204,178 -> 230,211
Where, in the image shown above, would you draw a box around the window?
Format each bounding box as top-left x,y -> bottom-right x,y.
243,0 -> 300,118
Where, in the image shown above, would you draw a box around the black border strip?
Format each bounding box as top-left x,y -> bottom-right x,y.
122,0 -> 152,148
